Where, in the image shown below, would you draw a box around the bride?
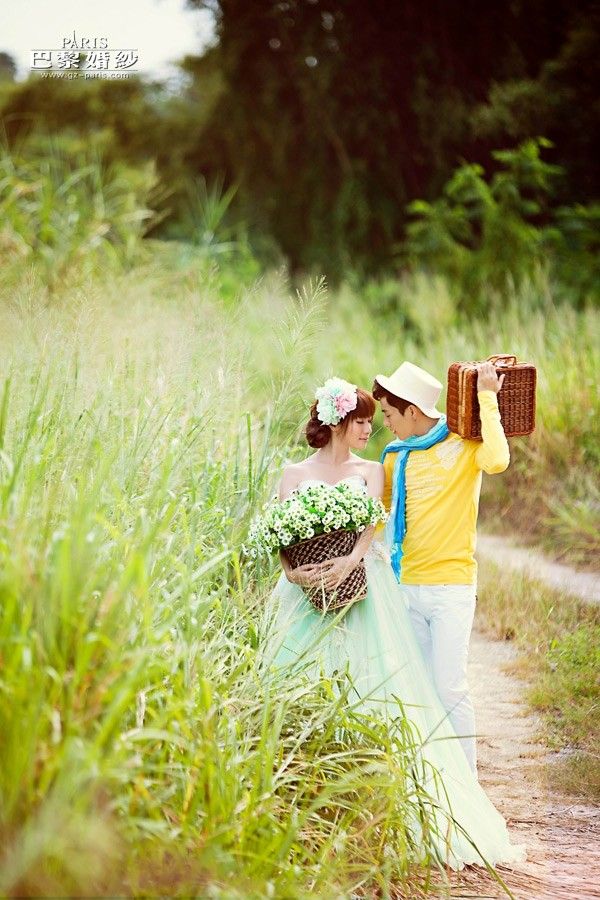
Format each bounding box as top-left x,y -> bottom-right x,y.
261,377 -> 525,870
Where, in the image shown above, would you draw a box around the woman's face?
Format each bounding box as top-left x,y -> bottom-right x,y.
341,414 -> 373,450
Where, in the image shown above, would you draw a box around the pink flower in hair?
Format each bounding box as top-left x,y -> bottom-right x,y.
335,393 -> 357,416
315,377 -> 358,425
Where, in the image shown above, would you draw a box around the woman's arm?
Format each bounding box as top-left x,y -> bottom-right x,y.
317,462 -> 384,590
277,465 -> 321,586
278,465 -> 299,501
365,460 -> 385,500
346,461 -> 384,561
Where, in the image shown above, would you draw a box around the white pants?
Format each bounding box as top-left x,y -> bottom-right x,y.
402,583 -> 478,773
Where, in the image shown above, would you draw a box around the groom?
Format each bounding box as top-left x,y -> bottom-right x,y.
373,361 -> 508,774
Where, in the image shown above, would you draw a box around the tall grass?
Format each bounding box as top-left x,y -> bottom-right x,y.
0,143 -> 161,295
0,274 -> 512,897
0,237 -> 596,893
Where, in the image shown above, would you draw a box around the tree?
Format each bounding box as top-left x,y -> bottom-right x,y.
0,52 -> 16,82
184,0 -> 598,278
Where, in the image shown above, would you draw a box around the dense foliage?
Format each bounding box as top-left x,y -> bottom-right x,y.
182,0 -> 599,277
1,0 -> 598,281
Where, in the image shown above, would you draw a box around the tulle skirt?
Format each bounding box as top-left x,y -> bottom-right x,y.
260,546 -> 526,870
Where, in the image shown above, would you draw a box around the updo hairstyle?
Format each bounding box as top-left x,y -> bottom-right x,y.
305,388 -> 376,448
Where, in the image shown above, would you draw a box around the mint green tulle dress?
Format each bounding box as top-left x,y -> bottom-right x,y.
261,476 -> 526,871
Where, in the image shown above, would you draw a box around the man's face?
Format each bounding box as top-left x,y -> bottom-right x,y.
379,396 -> 415,439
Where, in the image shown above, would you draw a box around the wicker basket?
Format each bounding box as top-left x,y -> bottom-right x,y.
284,529 -> 367,611
447,354 -> 536,440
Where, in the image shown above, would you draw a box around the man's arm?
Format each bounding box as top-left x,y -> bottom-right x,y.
474,362 -> 510,474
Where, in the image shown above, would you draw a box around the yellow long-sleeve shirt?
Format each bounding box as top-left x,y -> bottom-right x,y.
382,391 -> 509,585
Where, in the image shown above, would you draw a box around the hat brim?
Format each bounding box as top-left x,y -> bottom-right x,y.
374,374 -> 443,419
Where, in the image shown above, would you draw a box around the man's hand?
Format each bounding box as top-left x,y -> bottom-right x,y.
477,361 -> 505,394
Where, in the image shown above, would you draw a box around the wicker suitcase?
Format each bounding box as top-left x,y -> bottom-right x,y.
446,354 -> 536,440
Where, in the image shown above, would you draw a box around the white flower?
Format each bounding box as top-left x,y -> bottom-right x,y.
244,483 -> 387,557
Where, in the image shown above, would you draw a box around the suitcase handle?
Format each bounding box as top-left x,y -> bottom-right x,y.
487,354 -> 517,367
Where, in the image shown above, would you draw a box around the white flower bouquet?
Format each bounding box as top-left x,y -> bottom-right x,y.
246,483 -> 387,610
246,483 -> 387,557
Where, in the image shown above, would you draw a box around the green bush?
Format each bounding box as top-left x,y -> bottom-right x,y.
547,203 -> 600,302
404,138 -> 599,311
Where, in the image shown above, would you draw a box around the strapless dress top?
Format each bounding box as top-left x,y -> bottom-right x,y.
296,475 -> 368,491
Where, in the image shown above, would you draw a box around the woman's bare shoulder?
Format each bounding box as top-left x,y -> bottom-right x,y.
363,459 -> 384,474
278,458 -> 314,499
281,458 -> 313,477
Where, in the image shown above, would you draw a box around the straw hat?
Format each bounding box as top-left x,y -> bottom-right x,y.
375,362 -> 443,419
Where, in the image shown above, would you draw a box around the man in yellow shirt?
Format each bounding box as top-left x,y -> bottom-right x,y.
373,360 -> 508,774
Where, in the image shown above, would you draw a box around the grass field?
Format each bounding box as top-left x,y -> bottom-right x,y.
0,247 -> 597,895
476,561 -> 600,801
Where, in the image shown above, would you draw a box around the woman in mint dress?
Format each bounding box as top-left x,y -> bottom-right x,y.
261,378 -> 525,870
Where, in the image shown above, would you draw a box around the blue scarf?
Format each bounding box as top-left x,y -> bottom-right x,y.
380,415 -> 450,581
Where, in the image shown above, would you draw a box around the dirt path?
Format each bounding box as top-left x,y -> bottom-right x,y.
454,630 -> 600,899
477,534 -> 600,604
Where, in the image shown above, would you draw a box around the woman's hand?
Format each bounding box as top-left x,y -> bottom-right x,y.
315,554 -> 358,590
286,552 -> 362,591
287,563 -> 322,587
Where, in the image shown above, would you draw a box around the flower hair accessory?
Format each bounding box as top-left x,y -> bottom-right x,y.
315,377 -> 358,426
